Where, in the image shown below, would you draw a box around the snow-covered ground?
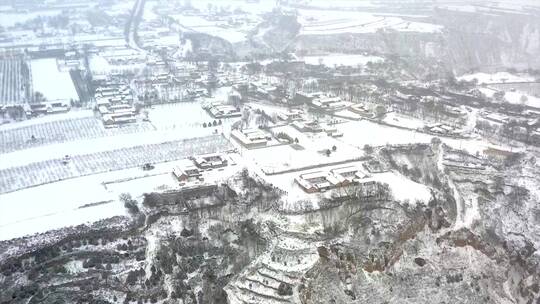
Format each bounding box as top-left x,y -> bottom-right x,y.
143,0 -> 159,21
479,87 -> 540,108
335,120 -> 521,155
367,171 -> 432,204
185,0 -> 277,15
0,100 -> 238,169
458,72 -> 536,84
0,171 -> 122,241
298,10 -> 443,35
147,102 -> 216,130
240,124 -> 362,174
0,129 -> 207,170
383,112 -> 425,129
442,1 -> 540,15
109,0 -> 136,13
31,58 -> 79,102
89,54 -> 144,75
169,14 -> 252,44
0,109 -> 94,131
295,0 -> 377,9
0,153 -> 241,241
0,161 -> 163,241
299,53 -> 383,68
502,91 -> 540,109
261,159 -> 431,210
0,10 -> 63,27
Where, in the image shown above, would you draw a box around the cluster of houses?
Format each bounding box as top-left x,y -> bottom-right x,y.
295,166 -> 370,193
94,84 -> 137,126
388,89 -> 469,123
424,123 -> 462,136
291,119 -> 343,137
172,153 -> 229,183
294,92 -> 349,112
477,110 -> 540,145
277,109 -> 304,122
203,102 -> 241,119
248,81 -> 287,103
312,95 -> 349,111
349,103 -> 374,118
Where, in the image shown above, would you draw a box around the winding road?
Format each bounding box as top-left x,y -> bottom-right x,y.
126,0 -> 146,52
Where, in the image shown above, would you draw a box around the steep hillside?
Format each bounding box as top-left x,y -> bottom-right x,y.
293,9 -> 540,73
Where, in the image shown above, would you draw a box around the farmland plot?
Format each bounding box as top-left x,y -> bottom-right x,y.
0,117 -> 155,154
0,135 -> 232,194
0,59 -> 30,106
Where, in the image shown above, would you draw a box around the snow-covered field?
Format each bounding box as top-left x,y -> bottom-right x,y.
0,135 -> 232,193
299,53 -> 383,68
147,95 -> 240,131
368,171 -> 432,204
0,116 -> 155,154
31,58 -> 79,102
184,0 -> 276,15
0,109 -> 94,131
0,10 -> 63,27
170,14 -> 251,44
335,120 -> 520,155
458,72 -> 536,84
442,1 -> 540,15
0,171 -> 122,241
241,124 -> 362,174
89,54 -> 144,75
298,10 -> 443,35
294,0 -> 377,9
0,98 -> 238,169
143,0 -> 158,21
479,87 -> 540,108
0,152 -> 242,241
147,102 -> 214,130
383,112 -> 426,129
503,91 -> 540,108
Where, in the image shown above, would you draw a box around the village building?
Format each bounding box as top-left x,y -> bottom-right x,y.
192,153 -> 228,169
204,102 -> 241,118
349,103 -> 373,118
231,128 -> 272,149
330,166 -> 370,184
482,112 -> 509,125
311,95 -> 348,111
363,160 -> 387,173
292,120 -> 323,133
277,109 -> 304,122
295,171 -> 342,193
172,163 -> 202,182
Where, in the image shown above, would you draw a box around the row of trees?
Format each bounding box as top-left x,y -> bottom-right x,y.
203,119 -> 222,128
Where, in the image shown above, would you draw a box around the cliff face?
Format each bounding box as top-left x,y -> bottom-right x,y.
293,9 -> 540,73
299,145 -> 540,304
1,146 -> 539,304
437,9 -> 540,72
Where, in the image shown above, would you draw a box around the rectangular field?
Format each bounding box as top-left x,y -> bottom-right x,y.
0,117 -> 155,154
0,59 -> 30,106
30,58 -> 79,103
0,135 -> 233,194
